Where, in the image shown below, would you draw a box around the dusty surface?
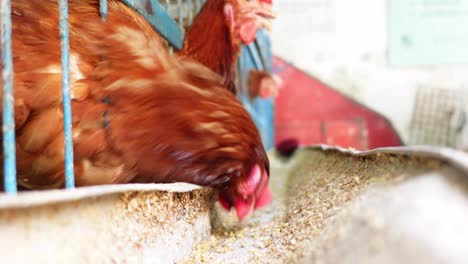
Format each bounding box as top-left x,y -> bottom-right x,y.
182,148 -> 468,264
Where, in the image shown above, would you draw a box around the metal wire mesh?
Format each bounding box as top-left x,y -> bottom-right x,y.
409,87 -> 468,148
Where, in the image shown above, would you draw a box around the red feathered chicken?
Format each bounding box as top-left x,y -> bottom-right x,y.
0,0 -> 275,220
178,1 -> 282,100
178,0 -> 275,94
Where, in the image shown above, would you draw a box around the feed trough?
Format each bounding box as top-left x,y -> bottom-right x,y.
0,146 -> 466,263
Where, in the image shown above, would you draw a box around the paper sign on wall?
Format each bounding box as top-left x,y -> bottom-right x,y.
389,0 -> 468,65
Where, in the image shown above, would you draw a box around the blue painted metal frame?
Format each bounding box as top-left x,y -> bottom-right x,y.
59,0 -> 76,189
121,0 -> 184,49
237,29 -> 275,151
1,0 -> 17,193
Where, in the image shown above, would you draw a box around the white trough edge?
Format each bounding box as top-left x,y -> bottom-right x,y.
1,145 -> 466,210
304,145 -> 468,175
0,182 -> 203,210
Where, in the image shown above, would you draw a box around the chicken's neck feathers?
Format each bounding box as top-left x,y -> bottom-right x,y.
178,0 -> 240,93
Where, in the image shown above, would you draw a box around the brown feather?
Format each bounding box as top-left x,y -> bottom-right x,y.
177,0 -> 241,94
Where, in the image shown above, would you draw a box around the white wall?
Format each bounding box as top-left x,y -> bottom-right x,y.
271,0 -> 468,147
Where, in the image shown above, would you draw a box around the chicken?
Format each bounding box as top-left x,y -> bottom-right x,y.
178,0 -> 275,94
247,69 -> 282,99
0,0 -> 275,219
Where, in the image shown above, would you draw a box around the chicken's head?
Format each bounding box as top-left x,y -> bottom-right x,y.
218,168 -> 272,220
224,0 -> 277,45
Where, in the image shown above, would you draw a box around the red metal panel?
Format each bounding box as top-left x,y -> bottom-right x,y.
276,121 -> 323,146
273,56 -> 402,150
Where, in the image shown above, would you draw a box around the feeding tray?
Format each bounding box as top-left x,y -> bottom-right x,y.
0,146 -> 467,263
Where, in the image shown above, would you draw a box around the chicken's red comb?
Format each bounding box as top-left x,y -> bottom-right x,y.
260,0 -> 272,4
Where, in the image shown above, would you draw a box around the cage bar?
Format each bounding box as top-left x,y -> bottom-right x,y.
100,0 -> 108,20
247,42 -> 265,70
177,0 -> 183,30
195,0 -> 201,13
187,0 -> 193,26
58,0 -> 76,189
1,0 -> 17,193
165,0 -> 170,11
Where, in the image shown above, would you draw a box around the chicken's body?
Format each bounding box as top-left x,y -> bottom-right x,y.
0,0 -> 274,219
1,0 -> 260,186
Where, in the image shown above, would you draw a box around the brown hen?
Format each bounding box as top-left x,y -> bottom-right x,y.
0,0 -> 274,219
